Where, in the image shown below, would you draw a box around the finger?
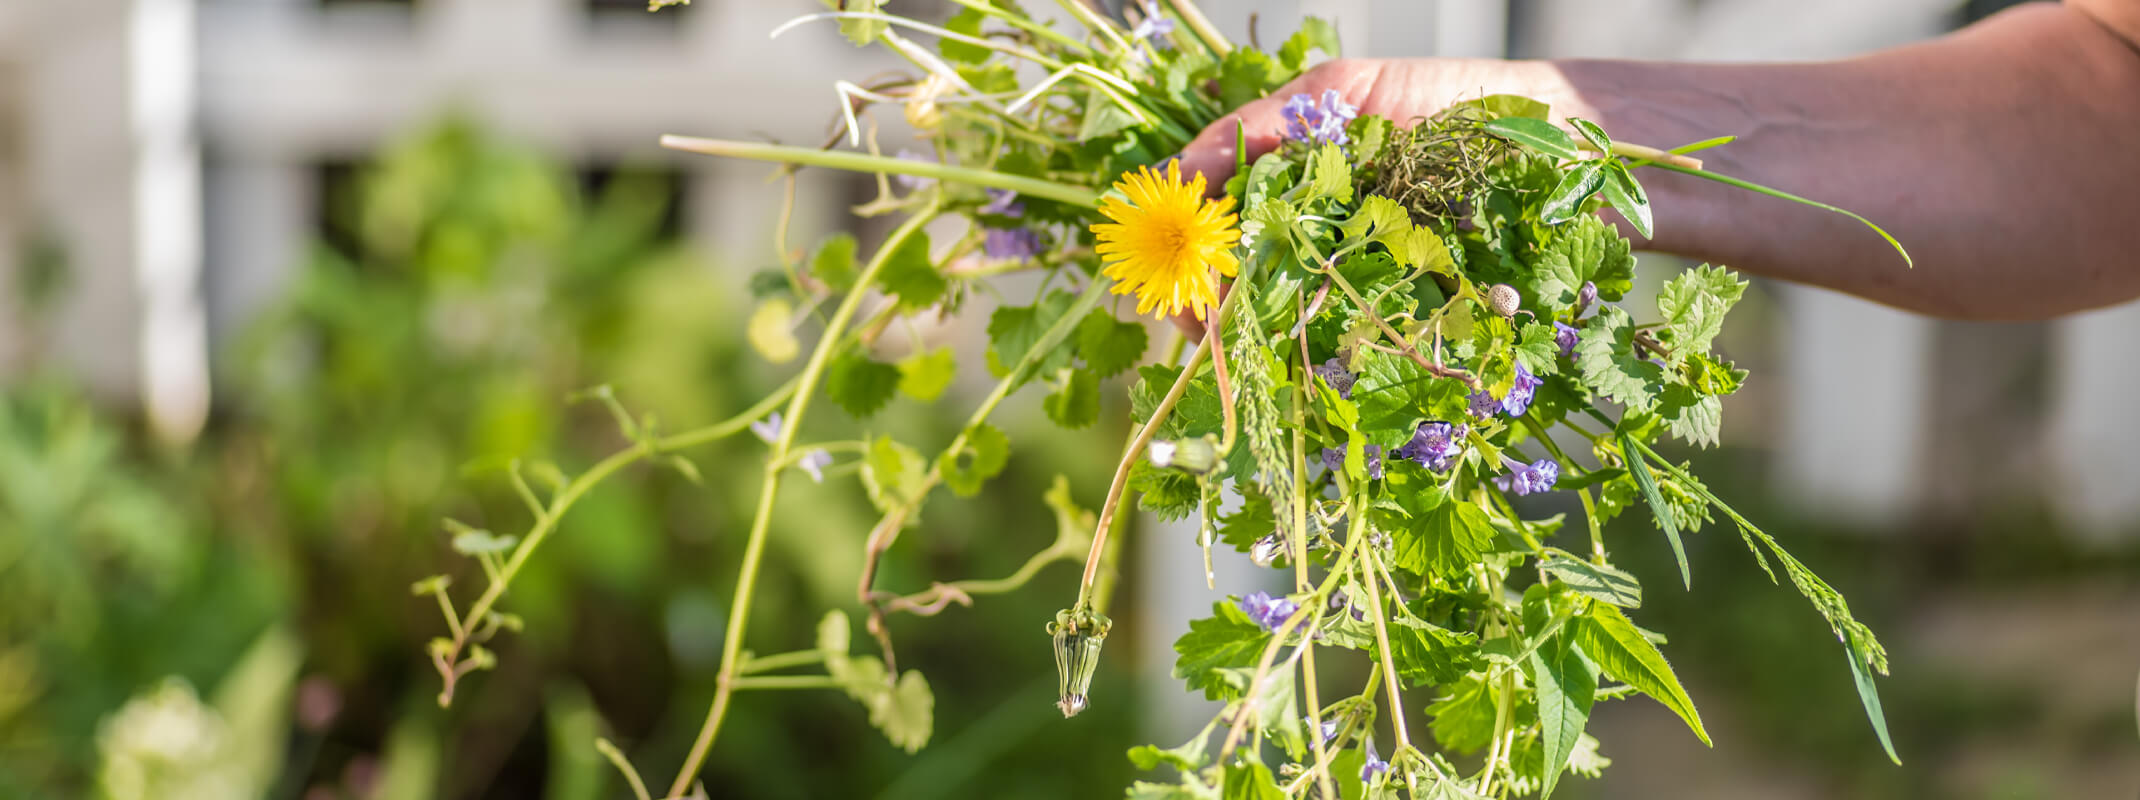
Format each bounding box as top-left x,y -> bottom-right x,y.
1177,91 -> 1298,193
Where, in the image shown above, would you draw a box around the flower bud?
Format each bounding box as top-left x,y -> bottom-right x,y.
1575,281 -> 1599,317
1249,534 -> 1285,567
1048,608 -> 1112,717
1487,284 -> 1520,317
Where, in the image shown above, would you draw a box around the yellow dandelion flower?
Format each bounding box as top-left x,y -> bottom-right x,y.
1091,161 -> 1242,321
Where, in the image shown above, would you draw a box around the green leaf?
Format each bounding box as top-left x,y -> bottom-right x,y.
1128,727 -> 1211,772
1352,350 -> 1468,449
1129,460 -> 1202,521
1217,488 -> 1278,553
1451,93 -> 1550,120
1351,114 -> 1394,163
1574,604 -> 1710,747
1600,164 -> 1653,239
1658,385 -> 1723,448
1382,617 -> 1480,688
1044,367 -> 1101,429
1656,264 -> 1748,360
1217,48 -> 1279,109
986,290 -> 1077,380
860,436 -> 929,514
939,423 -> 1010,497
1173,602 -> 1269,699
826,349 -> 902,418
1389,498 -> 1493,579
878,230 -> 945,311
1530,215 -> 1635,308
1131,363 -> 1223,440
1077,310 -> 1149,378
1845,628 -> 1902,764
1567,117 -> 1612,154
1276,17 -> 1341,72
868,669 -> 934,754
747,298 -> 801,364
1541,161 -> 1607,224
1531,635 -> 1597,799
1513,321 -> 1561,376
812,232 -> 859,291
1079,88 -> 1139,142
937,8 -> 991,64
1621,433 -> 1688,589
449,528 -> 517,556
824,0 -> 886,45
1541,555 -> 1642,608
1576,307 -> 1664,412
1222,760 -> 1285,800
1483,117 -> 1580,161
1304,143 -> 1354,204
896,346 -> 956,402
1428,674 -> 1500,753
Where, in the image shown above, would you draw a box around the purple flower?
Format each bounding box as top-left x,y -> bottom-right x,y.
1494,457 -> 1561,496
1131,0 -> 1175,44
1395,422 -> 1467,472
984,227 -> 1043,261
1555,321 -> 1581,359
1313,358 -> 1356,400
1237,591 -> 1299,632
1360,740 -> 1390,783
797,449 -> 833,483
1468,364 -> 1544,419
1321,444 -> 1385,479
893,149 -> 935,191
1575,281 -> 1599,317
1281,89 -> 1359,146
749,413 -> 782,444
979,188 -> 1024,218
1318,718 -> 1340,745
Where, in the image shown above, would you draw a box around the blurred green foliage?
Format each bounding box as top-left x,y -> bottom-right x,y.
0,118 -> 1137,799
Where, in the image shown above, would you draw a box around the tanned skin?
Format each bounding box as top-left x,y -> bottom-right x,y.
1176,1 -> 2140,321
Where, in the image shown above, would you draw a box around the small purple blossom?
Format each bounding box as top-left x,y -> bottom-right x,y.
1320,447 -> 1343,473
1575,281 -> 1599,317
1468,364 -> 1544,419
979,188 -> 1024,218
1313,358 -> 1356,400
797,449 -> 832,483
749,413 -> 782,444
1237,591 -> 1299,632
1281,89 -> 1359,146
1360,741 -> 1390,783
893,149 -> 935,191
983,227 -> 1043,261
1395,422 -> 1467,472
1321,444 -> 1385,479
1318,718 -> 1340,745
1494,458 -> 1561,496
1131,0 -> 1175,45
1555,321 -> 1581,359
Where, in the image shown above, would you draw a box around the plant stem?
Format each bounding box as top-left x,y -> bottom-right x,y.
1162,0 -> 1232,56
945,0 -> 1093,54
1290,375 -> 1337,800
739,649 -> 828,674
1076,332 -> 1209,607
1357,513 -> 1413,755
729,675 -> 845,691
660,136 -> 1098,209
665,200 -> 942,800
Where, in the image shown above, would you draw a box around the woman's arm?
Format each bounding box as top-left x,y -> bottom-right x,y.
1178,2 -> 2140,320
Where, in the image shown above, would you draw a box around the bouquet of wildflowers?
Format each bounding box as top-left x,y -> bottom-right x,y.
413,1 -> 1909,797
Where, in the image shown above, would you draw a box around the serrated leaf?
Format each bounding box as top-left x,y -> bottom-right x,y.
878,230 -> 945,311
1216,47 -> 1278,109
1483,117 -> 1580,161
937,7 -> 990,64
1304,144 -> 1353,204
896,346 -> 956,401
747,298 -> 800,364
1601,164 -> 1653,239
812,233 -> 858,291
1276,17 -> 1340,72
1621,433 -> 1688,589
1352,350 -> 1468,449
1128,726 -> 1212,772
1130,363 -> 1223,440
1575,604 -> 1710,747
1079,88 -> 1139,142
1044,367 -> 1100,429
1576,307 -> 1664,412
860,436 -> 928,514
868,670 -> 933,753
938,423 -> 1009,497
1541,161 -> 1608,224
1658,386 -> 1723,448
1221,760 -> 1284,800
826,349 -> 902,418
1217,488 -> 1277,553
1657,264 -> 1747,360
1172,602 -> 1268,700
1382,617 -> 1479,688
1130,460 -> 1202,521
986,290 -> 1077,380
1390,498 -> 1492,579
1541,555 -> 1642,608
1532,635 -> 1597,798
1514,321 -> 1560,376
1530,215 -> 1634,308
1077,310 -> 1148,377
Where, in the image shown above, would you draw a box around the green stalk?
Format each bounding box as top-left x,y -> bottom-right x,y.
1641,162 -> 1912,268
666,199 -> 943,799
661,136 -> 1098,209
946,0 -> 1092,55
1162,0 -> 1232,56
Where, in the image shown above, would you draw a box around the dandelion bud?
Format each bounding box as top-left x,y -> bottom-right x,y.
1048,608 -> 1112,718
1147,435 -> 1219,474
1487,284 -> 1521,317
